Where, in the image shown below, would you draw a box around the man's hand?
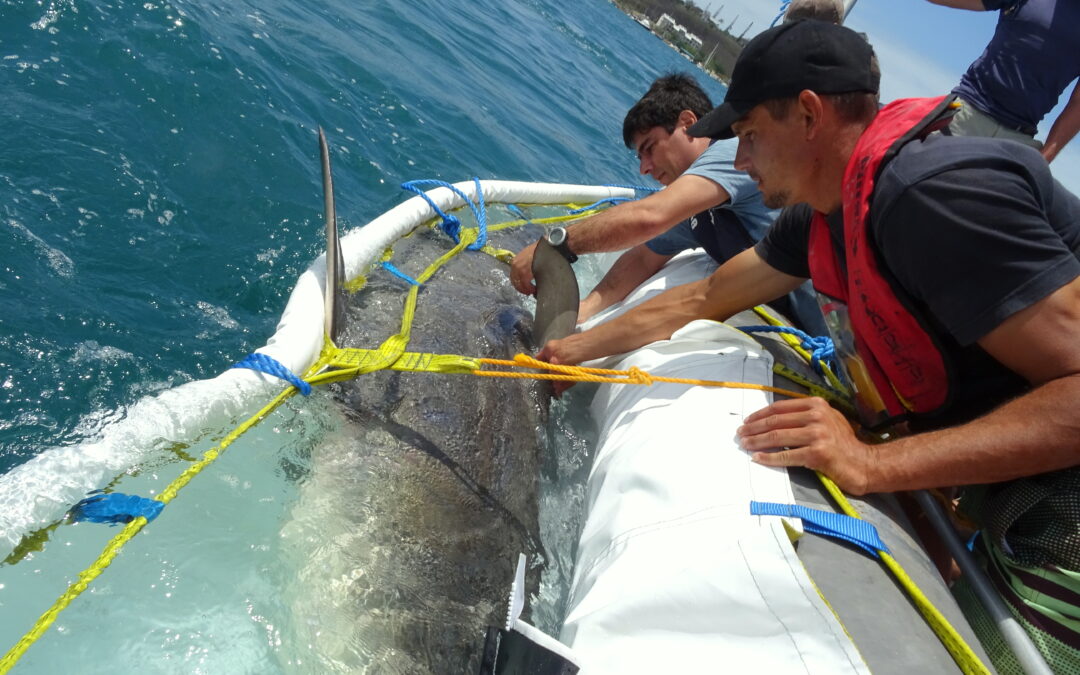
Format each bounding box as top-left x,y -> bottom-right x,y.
536,338 -> 578,396
510,240 -> 539,295
737,397 -> 879,495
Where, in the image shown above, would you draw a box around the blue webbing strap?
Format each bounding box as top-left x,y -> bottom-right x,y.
506,204 -> 532,224
231,352 -> 312,395
70,492 -> 165,525
750,500 -> 889,559
602,182 -> 661,193
739,324 -> 837,377
567,197 -> 633,214
381,261 -> 422,286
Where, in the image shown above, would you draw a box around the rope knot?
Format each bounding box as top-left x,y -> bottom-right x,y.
626,367 -> 653,385
514,353 -> 543,369
400,178 -> 487,249
737,324 -> 838,377
801,335 -> 836,372
439,213 -> 462,240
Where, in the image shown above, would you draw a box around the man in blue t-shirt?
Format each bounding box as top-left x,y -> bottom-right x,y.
509,74 -> 823,333
928,0 -> 1080,163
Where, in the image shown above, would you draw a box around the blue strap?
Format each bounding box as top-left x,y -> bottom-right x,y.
506,203 -> 531,223
70,492 -> 165,525
567,197 -> 633,214
381,261 -> 422,286
738,324 -> 837,376
751,501 -> 889,558
602,183 -> 661,193
400,178 -> 489,249
231,352 -> 312,395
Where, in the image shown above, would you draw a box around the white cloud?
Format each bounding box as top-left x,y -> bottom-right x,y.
864,33 -> 959,103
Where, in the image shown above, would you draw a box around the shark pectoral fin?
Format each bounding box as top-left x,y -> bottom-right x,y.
531,237 -> 579,348
319,127 -> 347,344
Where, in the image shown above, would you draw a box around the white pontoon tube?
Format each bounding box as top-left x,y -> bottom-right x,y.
0,181 -> 633,559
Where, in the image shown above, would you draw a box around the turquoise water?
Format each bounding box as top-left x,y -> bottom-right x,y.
0,0 -> 726,671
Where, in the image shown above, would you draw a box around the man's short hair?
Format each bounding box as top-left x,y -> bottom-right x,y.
783,0 -> 844,24
622,74 -> 713,148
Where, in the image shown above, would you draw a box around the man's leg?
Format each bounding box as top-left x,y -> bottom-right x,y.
952,536 -> 1080,675
946,98 -> 1044,149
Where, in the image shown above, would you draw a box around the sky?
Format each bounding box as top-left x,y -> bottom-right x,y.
696,0 -> 1080,194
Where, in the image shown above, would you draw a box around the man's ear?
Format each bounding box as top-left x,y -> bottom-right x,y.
797,90 -> 825,140
677,109 -> 699,130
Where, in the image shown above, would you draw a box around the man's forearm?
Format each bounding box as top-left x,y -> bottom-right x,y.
579,246 -> 670,322
866,374 -> 1080,492
558,279 -> 711,363
566,199 -> 670,254
1042,81 -> 1080,163
548,249 -> 805,364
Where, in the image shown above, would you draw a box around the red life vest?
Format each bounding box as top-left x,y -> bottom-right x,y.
807,96 -> 958,426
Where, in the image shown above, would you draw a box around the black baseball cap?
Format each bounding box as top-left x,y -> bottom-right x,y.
688,20 -> 879,140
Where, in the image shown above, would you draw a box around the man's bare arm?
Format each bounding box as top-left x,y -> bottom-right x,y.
578,245 -> 673,323
538,248 -> 805,365
510,174 -> 731,294
1042,80 -> 1080,163
743,277 -> 1080,495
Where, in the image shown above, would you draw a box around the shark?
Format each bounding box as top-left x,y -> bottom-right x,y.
276,130 -> 578,673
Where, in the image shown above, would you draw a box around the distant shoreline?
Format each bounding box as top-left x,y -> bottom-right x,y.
611,0 -> 744,84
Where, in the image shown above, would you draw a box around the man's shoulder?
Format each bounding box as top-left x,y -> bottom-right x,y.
689,138 -> 739,169
875,134 -> 1051,210
892,133 -> 1044,177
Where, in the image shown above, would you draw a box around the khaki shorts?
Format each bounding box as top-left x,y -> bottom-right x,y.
946,99 -> 1043,149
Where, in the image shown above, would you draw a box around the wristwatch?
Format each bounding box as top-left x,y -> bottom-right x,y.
546,226 -> 577,264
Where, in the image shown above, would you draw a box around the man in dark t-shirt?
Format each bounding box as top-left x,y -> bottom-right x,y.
537,22 -> 1080,669
757,129 -> 1080,431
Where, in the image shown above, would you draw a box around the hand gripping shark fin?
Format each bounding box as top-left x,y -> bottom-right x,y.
531,234 -> 579,348
319,127 -> 347,345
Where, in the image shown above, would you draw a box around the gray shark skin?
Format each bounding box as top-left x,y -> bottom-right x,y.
279,222 -> 553,674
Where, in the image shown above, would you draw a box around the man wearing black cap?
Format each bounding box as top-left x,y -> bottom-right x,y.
537,20 -> 1080,670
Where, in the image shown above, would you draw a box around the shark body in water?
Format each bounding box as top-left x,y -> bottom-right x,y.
278,131 -> 577,673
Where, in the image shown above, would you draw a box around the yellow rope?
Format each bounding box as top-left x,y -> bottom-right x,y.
0,382 -> 303,674
475,354 -> 814,398
816,473 -> 991,675
772,363 -> 856,417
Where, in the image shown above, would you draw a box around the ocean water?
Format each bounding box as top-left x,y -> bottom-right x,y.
0,0 -> 726,671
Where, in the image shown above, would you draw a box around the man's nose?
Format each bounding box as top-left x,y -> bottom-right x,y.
734,141 -> 751,172
638,155 -> 652,175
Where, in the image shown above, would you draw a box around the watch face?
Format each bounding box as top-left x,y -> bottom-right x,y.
547,227 -> 567,247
